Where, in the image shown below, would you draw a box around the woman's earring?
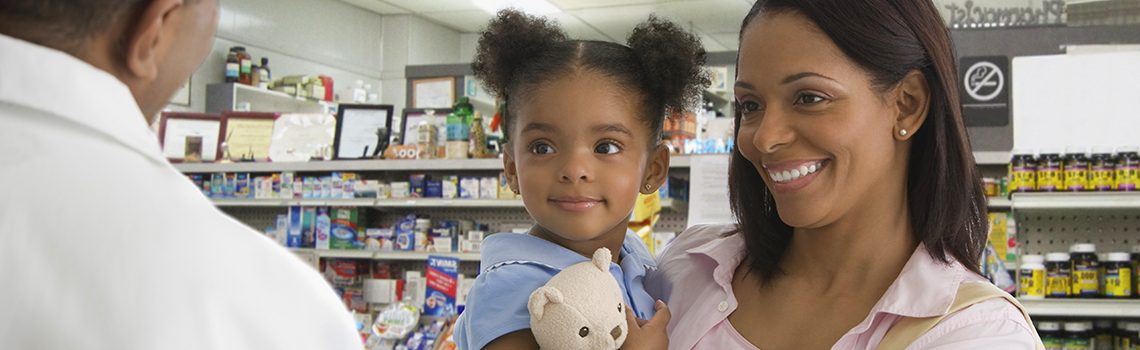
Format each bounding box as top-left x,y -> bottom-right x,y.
899,129 -> 908,136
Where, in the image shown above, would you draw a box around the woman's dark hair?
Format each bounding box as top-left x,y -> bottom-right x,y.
472,9 -> 710,146
729,0 -> 988,284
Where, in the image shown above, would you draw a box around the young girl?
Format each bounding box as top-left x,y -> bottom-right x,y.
453,9 -> 708,350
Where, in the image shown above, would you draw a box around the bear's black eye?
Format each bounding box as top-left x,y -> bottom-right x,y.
579,326 -> 589,337
618,303 -> 622,313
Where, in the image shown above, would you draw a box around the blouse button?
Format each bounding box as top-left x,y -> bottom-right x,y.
717,301 -> 729,312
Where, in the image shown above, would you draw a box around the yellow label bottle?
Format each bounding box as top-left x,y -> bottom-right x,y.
1105,253 -> 1132,298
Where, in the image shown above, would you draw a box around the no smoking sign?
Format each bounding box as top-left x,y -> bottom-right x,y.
960,56 -> 1010,127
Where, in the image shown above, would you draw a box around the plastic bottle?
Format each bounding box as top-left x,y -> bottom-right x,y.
315,208 -> 330,250
1064,321 -> 1092,350
1125,323 -> 1140,350
1089,146 -> 1115,191
1095,320 -> 1113,350
469,111 -> 488,158
1071,244 -> 1100,298
1116,146 -> 1140,191
224,51 -> 240,83
1063,146 -> 1089,191
1047,252 -> 1072,298
1010,148 -> 1037,192
416,111 -> 439,160
1105,252 -> 1132,298
1019,254 -> 1046,299
1040,321 -> 1063,350
1037,147 -> 1064,192
258,58 -> 270,89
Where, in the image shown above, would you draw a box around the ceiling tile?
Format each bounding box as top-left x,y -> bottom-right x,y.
710,32 -> 739,51
340,0 -> 411,14
382,0 -> 482,13
660,0 -> 752,34
547,12 -> 613,41
420,10 -> 494,32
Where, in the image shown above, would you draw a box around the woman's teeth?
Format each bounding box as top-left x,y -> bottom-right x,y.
769,163 -> 821,183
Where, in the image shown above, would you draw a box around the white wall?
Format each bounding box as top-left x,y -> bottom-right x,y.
379,15 -> 464,118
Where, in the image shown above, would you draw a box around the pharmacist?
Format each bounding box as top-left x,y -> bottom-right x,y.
0,1 -> 362,349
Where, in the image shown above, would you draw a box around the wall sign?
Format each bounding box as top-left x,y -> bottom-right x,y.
944,0 -> 1065,28
960,56 -> 1010,127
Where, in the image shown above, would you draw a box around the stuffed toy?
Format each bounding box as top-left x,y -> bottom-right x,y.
528,248 -> 628,350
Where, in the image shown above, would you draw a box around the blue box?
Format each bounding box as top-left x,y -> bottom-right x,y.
424,255 -> 459,316
286,206 -> 303,248
425,180 -> 443,198
409,174 -> 426,198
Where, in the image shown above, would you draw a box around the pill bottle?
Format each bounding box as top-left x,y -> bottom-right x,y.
1089,146 -> 1116,191
1071,244 -> 1100,298
1105,252 -> 1132,298
1124,323 -> 1140,350
1095,320 -> 1113,350
1116,146 -> 1140,191
1039,321 -> 1063,350
1009,148 -> 1037,193
1047,252 -> 1072,298
1064,321 -> 1092,350
1037,147 -> 1064,192
1019,254 -> 1046,299
1064,146 -> 1090,191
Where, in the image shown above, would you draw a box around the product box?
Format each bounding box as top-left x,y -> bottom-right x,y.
480,177 -> 497,199
330,207 -> 364,250
415,230 -> 429,252
224,173 -> 237,198
432,237 -> 453,252
321,177 -> 333,199
354,180 -> 379,198
315,207 -> 331,250
442,176 -> 459,199
378,183 -> 390,199
459,177 -> 479,199
303,177 -> 314,199
280,172 -> 294,199
235,173 -> 251,198
292,179 -> 303,199
363,279 -> 401,304
390,181 -> 410,199
331,173 -> 344,199
987,212 -> 1009,261
211,173 -> 224,198
301,207 -> 317,248
324,259 -> 368,287
498,172 -> 515,199
405,271 -> 426,312
394,214 -> 417,251
467,230 -> 484,242
409,174 -> 426,198
426,180 -> 443,198
423,255 -> 459,316
286,206 -> 303,248
341,173 -> 356,199
271,174 -> 282,198
365,228 -> 394,251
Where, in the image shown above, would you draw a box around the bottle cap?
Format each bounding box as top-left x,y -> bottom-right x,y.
1021,255 -> 1045,265
1046,252 -> 1070,262
1037,322 -> 1060,331
1093,146 -> 1114,154
1128,323 -> 1140,332
1040,147 -> 1063,155
1011,148 -> 1034,156
1064,322 -> 1087,332
1117,146 -> 1139,153
1108,252 -> 1131,262
1064,146 -> 1087,155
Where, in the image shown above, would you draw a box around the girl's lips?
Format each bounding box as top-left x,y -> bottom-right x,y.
550,197 -> 602,212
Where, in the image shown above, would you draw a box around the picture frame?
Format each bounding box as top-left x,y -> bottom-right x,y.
220,112 -> 279,162
158,112 -> 222,163
411,77 -> 455,109
334,104 -> 395,159
399,108 -> 451,146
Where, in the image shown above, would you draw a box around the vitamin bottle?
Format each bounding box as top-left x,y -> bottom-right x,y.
1070,244 -> 1100,298
1116,146 -> 1140,191
224,51 -> 240,83
1063,146 -> 1089,191
1095,320 -> 1113,350
1064,322 -> 1092,350
1105,252 -> 1132,298
1019,254 -> 1046,299
1047,252 -> 1072,298
1089,146 -> 1115,191
1009,148 -> 1037,192
1039,321 -> 1063,350
1037,147 -> 1064,192
232,46 -> 252,85
1124,323 -> 1140,350
258,58 -> 271,89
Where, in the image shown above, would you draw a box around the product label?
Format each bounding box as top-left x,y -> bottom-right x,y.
1064,166 -> 1088,191
1106,267 -> 1132,297
424,255 -> 459,317
1043,338 -> 1063,350
1090,166 -> 1114,190
225,63 -> 239,78
1117,164 -> 1139,190
1010,166 -> 1037,191
1073,265 -> 1100,296
1037,167 -> 1062,191
240,58 -> 252,74
1063,338 -> 1090,350
1019,268 -> 1046,297
1047,273 -> 1071,297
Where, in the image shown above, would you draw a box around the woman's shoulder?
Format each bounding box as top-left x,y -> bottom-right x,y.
656,223 -> 737,262
916,294 -> 1039,349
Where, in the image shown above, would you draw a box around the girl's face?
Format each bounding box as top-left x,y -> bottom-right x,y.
734,12 -> 906,228
504,71 -> 665,242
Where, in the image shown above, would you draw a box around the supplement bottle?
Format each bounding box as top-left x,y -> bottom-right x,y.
1037,147 -> 1064,191
1010,148 -> 1038,192
1064,321 -> 1092,350
224,51 -> 240,83
1105,252 -> 1132,298
1019,254 -> 1046,299
1095,320 -> 1113,350
1125,323 -> 1140,350
232,46 -> 252,85
1039,321 -> 1063,350
1089,146 -> 1115,191
1114,321 -> 1127,350
1071,244 -> 1100,298
1064,146 -> 1090,191
1116,146 -> 1140,191
1047,252 -> 1072,298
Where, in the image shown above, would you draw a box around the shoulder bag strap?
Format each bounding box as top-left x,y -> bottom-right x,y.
875,282 -> 1045,350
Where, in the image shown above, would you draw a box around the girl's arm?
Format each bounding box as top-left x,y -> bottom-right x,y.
482,329 -> 540,350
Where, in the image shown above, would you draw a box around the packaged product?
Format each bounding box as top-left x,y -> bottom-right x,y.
394,214 -> 417,251
330,207 -> 365,250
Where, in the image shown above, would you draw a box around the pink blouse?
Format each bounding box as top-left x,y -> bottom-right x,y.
645,224 -> 1038,350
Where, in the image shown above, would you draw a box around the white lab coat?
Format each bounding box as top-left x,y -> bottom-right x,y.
0,34 -> 364,349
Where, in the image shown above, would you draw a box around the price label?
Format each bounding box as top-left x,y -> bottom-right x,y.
385,145 -> 420,160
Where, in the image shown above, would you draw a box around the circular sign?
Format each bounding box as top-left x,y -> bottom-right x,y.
964,61 -> 1004,101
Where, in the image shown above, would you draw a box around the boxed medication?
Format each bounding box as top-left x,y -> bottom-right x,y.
442,175 -> 458,199
459,177 -> 479,199
480,177 -> 498,199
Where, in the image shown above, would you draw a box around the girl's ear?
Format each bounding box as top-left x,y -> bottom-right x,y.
503,143 -> 520,193
640,144 -> 670,194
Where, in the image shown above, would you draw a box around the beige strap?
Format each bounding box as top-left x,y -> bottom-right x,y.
875,282 -> 1045,350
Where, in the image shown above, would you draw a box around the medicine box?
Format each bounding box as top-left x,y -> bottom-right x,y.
426,180 -> 442,198
442,176 -> 459,199
459,177 -> 479,199
480,177 -> 498,199
409,174 -> 426,198
390,181 -> 410,199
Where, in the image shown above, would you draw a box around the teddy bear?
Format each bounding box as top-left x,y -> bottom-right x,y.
528,248 -> 628,350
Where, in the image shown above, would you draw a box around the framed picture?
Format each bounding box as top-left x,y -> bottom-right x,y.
158,112 -> 222,163
220,112 -> 279,162
412,77 -> 455,109
334,104 -> 395,159
399,108 -> 451,146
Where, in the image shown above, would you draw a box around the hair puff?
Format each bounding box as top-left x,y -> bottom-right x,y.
472,9 -> 568,100
627,15 -> 711,115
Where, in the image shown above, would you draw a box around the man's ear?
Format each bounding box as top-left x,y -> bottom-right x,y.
122,0 -> 185,81
892,70 -> 930,141
503,143 -> 520,194
640,144 -> 671,194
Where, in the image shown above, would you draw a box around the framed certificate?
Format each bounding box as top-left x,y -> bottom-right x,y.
412,77 -> 455,109
400,108 -> 450,146
158,112 -> 222,163
334,104 -> 394,159
220,112 -> 278,162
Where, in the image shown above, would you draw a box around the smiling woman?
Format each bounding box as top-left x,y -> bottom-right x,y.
645,1 -> 1045,350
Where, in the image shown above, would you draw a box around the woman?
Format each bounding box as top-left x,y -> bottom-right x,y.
645,1 -> 1044,349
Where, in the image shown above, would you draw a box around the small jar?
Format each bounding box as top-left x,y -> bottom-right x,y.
1089,146 -> 1116,191
1047,252 -> 1073,298
1095,319 -> 1113,350
1039,321 -> 1063,350
1019,255 -> 1046,299
1037,147 -> 1064,192
1125,323 -> 1140,350
1115,146 -> 1140,191
1009,148 -> 1038,193
1064,146 -> 1090,191
1064,321 -> 1093,349
1105,252 -> 1132,298
1071,244 -> 1100,298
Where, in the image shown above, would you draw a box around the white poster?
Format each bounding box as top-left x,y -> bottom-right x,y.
337,108 -> 390,158
687,154 -> 734,226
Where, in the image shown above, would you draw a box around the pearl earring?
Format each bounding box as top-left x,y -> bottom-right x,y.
900,129 -> 907,136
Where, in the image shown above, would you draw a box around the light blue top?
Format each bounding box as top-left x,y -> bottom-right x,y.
453,229 -> 657,350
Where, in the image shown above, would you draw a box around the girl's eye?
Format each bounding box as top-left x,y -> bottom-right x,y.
594,142 -> 620,155
531,143 -> 554,154
737,101 -> 762,113
796,93 -> 826,105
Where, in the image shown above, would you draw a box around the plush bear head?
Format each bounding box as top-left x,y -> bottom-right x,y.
528,248 -> 628,350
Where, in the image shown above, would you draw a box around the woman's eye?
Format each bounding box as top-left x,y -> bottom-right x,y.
531,143 -> 554,154
796,94 -> 826,105
594,142 -> 620,154
737,101 -> 762,113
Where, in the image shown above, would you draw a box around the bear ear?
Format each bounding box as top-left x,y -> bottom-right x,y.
528,286 -> 564,321
592,248 -> 611,271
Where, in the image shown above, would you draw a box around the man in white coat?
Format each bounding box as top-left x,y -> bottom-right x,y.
0,1 -> 364,349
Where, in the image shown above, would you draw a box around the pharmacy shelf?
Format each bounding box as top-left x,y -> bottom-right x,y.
974,151 -> 1010,165
175,158 -> 506,173
373,198 -> 524,208
1012,192 -> 1140,210
211,198 -> 378,207
290,248 -> 481,262
211,197 -> 687,211
988,197 -> 1012,210
1019,299 -> 1140,317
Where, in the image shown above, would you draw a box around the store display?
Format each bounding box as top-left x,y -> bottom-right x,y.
1038,147 -> 1064,192
1019,254 -> 1046,299
1064,146 -> 1090,192
424,255 -> 459,317
1046,252 -> 1072,298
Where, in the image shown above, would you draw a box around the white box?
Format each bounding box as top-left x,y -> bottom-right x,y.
405,271 -> 426,309
363,279 -> 399,304
390,181 -> 410,199
467,230 -> 484,242
442,176 -> 458,199
460,177 -> 479,199
458,274 -> 476,306
432,237 -> 453,252
480,177 -> 498,199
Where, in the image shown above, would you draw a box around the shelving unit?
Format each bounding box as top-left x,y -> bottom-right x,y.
289,248 -> 481,262
1012,192 -> 1140,210
205,83 -> 333,114
1020,299 -> 1140,318
176,158 -> 507,173
211,197 -> 687,211
988,197 -> 1012,210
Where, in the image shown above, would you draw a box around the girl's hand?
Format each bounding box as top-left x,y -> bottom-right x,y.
621,300 -> 670,350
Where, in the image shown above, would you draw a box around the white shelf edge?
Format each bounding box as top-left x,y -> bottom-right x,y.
212,197 -> 688,211
987,197 -> 1012,210
289,248 -> 480,261
374,198 -> 524,208
974,151 -> 1010,165
1012,192 -> 1140,210
1020,298 -> 1140,317
177,157 -> 696,173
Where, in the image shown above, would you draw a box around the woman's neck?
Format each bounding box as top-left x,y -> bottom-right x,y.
528,221 -> 627,264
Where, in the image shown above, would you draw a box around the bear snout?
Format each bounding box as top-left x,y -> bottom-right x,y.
610,325 -> 622,340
